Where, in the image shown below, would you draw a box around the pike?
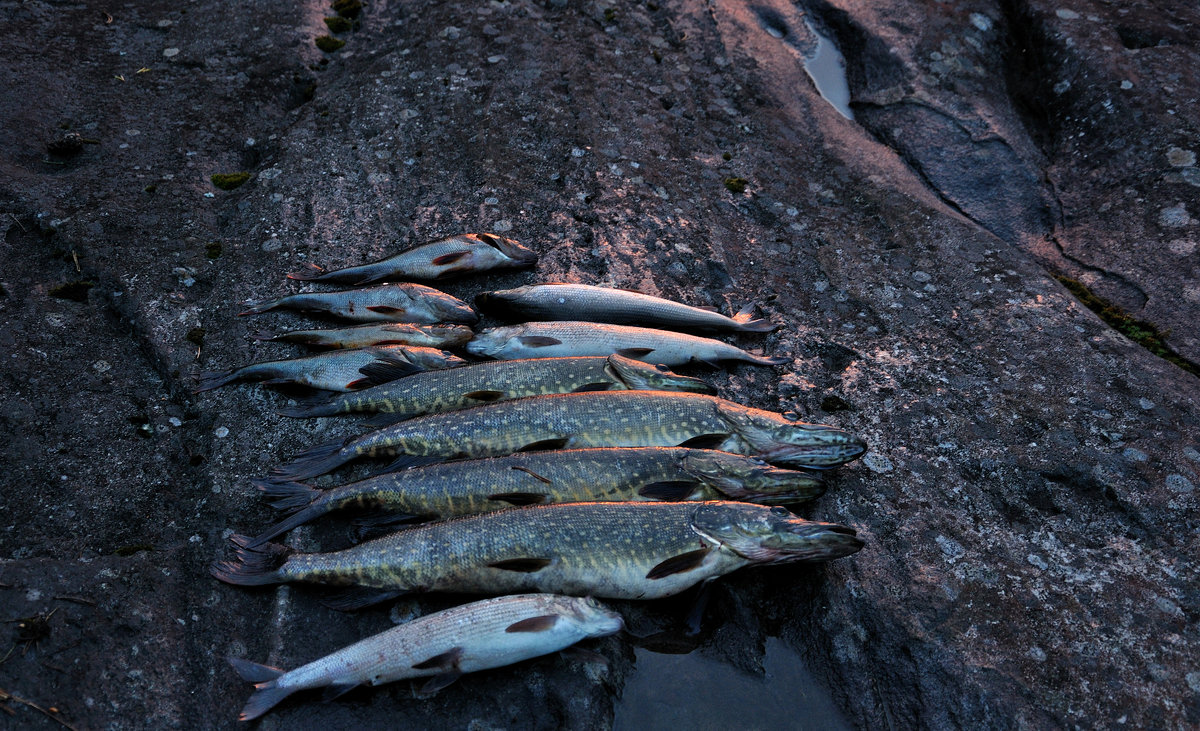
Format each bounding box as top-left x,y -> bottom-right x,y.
252,323 -> 473,350
268,391 -> 866,482
211,501 -> 863,605
289,233 -> 537,285
228,594 -> 622,721
248,448 -> 826,546
477,283 -> 775,332
465,322 -> 785,367
239,283 -> 477,325
194,345 -> 467,393
279,354 -> 713,420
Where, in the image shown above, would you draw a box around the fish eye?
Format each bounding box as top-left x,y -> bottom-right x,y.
655,364 -> 669,372
770,506 -> 791,517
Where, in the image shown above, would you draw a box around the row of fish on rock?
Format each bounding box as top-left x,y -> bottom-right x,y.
198,233 -> 868,721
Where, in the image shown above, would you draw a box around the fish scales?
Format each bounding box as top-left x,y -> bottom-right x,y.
239,283 -> 477,325
259,323 -> 473,350
194,345 -> 464,393
289,233 -> 537,285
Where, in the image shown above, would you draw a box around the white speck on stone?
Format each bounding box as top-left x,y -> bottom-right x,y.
1138,397 -> 1155,410
1027,646 -> 1047,662
125,129 -> 140,137
862,453 -> 894,473
1053,80 -> 1071,94
571,147 -> 586,157
189,534 -> 202,543
258,167 -> 282,180
913,271 -> 932,283
1165,474 -> 1194,493
26,588 -> 41,601
92,360 -> 112,373
493,220 -> 513,232
484,197 -> 499,205
935,535 -> 965,562
204,192 -> 214,198
487,55 -> 504,64
1160,203 -> 1193,227
1055,8 -> 1079,19
814,281 -> 829,292
1167,147 -> 1196,167
786,207 -> 798,216
214,426 -> 229,438
1027,554 -> 1048,570
156,19 -> 173,27
400,109 -> 419,119
163,48 -> 180,57
969,13 -> 992,31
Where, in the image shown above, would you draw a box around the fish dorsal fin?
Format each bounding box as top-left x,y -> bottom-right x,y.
505,615 -> 560,633
638,481 -> 701,501
432,251 -> 469,265
677,434 -> 729,450
519,438 -> 570,452
464,389 -> 505,402
412,647 -> 463,671
475,233 -> 501,248
615,347 -> 654,358
517,335 -> 563,347
488,492 -> 549,506
646,548 -> 712,579
488,558 -> 552,572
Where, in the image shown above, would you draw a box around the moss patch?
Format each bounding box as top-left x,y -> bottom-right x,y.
185,327 -> 206,346
315,35 -> 346,52
49,280 -> 94,302
723,177 -> 748,194
1054,275 -> 1199,377
324,16 -> 352,32
210,172 -> 250,190
205,241 -> 223,259
331,0 -> 362,18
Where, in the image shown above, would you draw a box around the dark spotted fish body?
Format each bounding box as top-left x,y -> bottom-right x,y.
239,283 -> 477,325
289,233 -> 537,285
279,354 -> 712,419
211,501 -> 863,601
194,345 -> 465,393
465,322 -> 785,367
269,391 -> 866,482
477,283 -> 775,332
254,323 -> 473,350
248,448 -> 826,546
229,594 -> 622,721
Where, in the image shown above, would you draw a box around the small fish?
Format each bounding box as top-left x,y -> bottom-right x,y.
194,345 -> 465,393
253,323 -> 473,350
477,283 -> 775,332
289,233 -> 538,285
465,321 -> 785,367
248,448 -> 826,546
239,283 -> 477,325
213,502 -> 862,606
279,354 -> 713,419
268,391 -> 866,482
229,594 -> 622,721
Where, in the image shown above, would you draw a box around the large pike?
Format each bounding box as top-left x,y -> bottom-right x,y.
228,594 -> 622,721
279,354 -> 713,419
249,448 -> 826,546
194,345 -> 466,393
239,283 -> 477,325
465,322 -> 785,367
289,233 -> 537,285
477,283 -> 775,332
268,391 -> 866,482
211,501 -> 863,602
253,323 -> 473,350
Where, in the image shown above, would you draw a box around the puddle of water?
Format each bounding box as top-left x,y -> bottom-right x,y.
801,19 -> 854,121
613,636 -> 851,731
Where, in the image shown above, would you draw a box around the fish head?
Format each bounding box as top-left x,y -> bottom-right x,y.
464,326 -> 522,358
428,296 -> 480,326
474,286 -> 533,316
715,403 -> 867,469
692,502 -> 863,564
680,451 -> 826,504
472,233 -> 539,265
605,355 -> 715,394
559,596 -> 625,638
426,324 -> 475,347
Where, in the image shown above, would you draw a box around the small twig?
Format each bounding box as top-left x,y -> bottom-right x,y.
71,250 -> 80,273
6,215 -> 26,233
0,687 -> 77,730
51,595 -> 95,607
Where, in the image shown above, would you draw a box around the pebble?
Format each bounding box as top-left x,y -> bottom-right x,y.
1122,448 -> 1148,462
493,219 -> 513,232
1165,474 -> 1194,494
1187,672 -> 1200,692
935,535 -> 965,562
1168,239 -> 1196,255
969,13 -> 992,31
169,417 -> 182,427
1183,446 -> 1200,464
862,453 -> 894,473
92,360 -> 112,373
163,48 -> 180,57
913,271 -> 932,283
214,426 -> 229,438
1120,80 -> 1133,90
1027,646 -> 1047,662
1159,203 -> 1192,228
1055,8 -> 1080,19
261,239 -> 282,252
1167,147 -> 1196,167
1138,398 -> 1155,410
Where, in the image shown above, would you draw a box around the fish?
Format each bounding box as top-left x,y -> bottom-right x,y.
465,322 -> 785,367
288,233 -> 538,285
278,354 -> 713,419
267,391 -> 866,482
252,323 -> 473,350
211,501 -> 863,604
239,283 -> 478,325
193,345 -> 466,393
476,283 -> 775,332
228,594 -> 622,721
247,448 -> 827,546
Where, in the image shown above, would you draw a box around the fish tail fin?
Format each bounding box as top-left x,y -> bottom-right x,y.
246,480 -> 330,546
732,303 -> 777,332
287,263 -> 328,282
269,437 -> 354,481
253,477 -> 322,512
238,297 -> 284,316
193,368 -> 241,393
209,534 -> 292,586
229,657 -> 293,721
228,656 -> 285,683
277,393 -> 341,419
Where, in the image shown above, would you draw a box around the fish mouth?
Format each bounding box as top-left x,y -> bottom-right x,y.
758,437 -> 867,469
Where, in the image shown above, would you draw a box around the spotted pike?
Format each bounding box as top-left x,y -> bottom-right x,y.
239,283 -> 477,325
211,501 -> 863,603
268,391 -> 866,482
289,233 -> 537,285
228,594 -> 622,721
194,345 -> 466,393
252,323 -> 473,350
279,354 -> 713,419
248,448 -> 826,546
465,322 -> 785,367
477,283 -> 775,332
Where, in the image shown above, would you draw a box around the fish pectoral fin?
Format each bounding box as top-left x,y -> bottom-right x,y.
488,558 -> 553,573
646,548 -> 712,580
320,683 -> 360,703
615,347 -> 654,358
463,389 -> 506,402
321,588 -> 406,612
416,671 -> 462,698
488,492 -> 549,506
431,251 -> 469,265
518,438 -> 571,452
677,434 -> 729,449
412,647 -> 463,671
358,354 -> 423,384
505,614 -> 560,633
638,481 -> 702,501
572,381 -> 615,393
517,335 -> 563,347
366,305 -> 406,314
509,465 -> 552,484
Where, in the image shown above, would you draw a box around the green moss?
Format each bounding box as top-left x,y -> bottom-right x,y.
210,172 -> 250,190
49,280 -> 94,302
185,327 -> 206,345
315,35 -> 346,52
723,177 -> 748,194
205,241 -> 223,259
722,152 -> 732,161
331,0 -> 362,19
324,16 -> 352,32
143,183 -> 157,193
1054,275 -> 1199,376
604,8 -> 618,22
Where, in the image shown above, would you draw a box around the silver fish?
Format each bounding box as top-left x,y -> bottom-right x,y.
253,323 -> 473,350
289,233 -> 538,285
194,345 -> 466,393
239,283 -> 477,325
466,321 -> 785,366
